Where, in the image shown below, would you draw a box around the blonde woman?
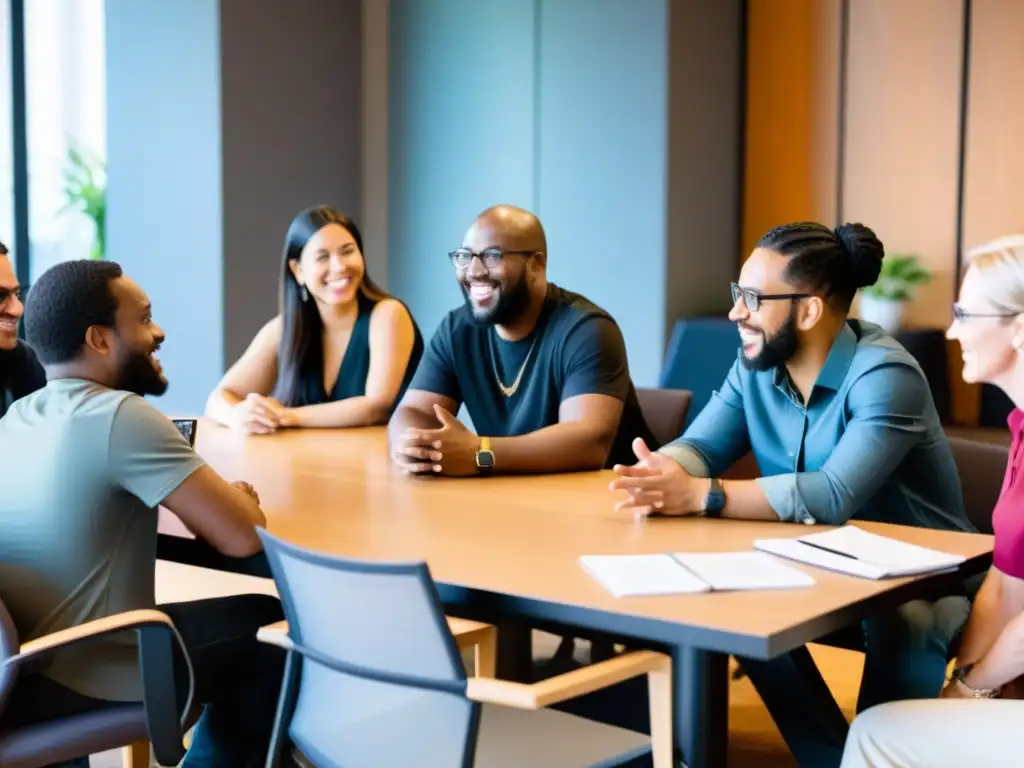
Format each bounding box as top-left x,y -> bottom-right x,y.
841,235 -> 1024,767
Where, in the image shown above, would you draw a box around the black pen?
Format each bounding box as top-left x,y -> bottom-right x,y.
798,540 -> 859,560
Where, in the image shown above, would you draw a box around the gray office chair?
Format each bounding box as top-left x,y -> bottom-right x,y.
255,529 -> 673,767
947,436 -> 1007,536
635,388 -> 692,448
0,600 -> 192,768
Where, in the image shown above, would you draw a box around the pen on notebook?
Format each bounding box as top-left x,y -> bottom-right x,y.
798,540 -> 859,560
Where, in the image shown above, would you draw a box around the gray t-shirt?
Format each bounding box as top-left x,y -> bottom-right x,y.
0,378 -> 204,701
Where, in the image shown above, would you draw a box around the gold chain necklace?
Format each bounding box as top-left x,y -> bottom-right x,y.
488,331 -> 539,398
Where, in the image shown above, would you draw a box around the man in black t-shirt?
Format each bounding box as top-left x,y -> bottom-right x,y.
388,205 -> 655,476
0,243 -> 45,419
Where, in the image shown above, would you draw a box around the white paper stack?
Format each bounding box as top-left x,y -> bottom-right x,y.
578,552 -> 815,598
754,526 -> 966,580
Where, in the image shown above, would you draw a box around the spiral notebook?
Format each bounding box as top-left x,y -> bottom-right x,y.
578,552 -> 816,597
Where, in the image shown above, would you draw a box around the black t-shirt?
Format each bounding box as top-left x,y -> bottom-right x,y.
0,340 -> 46,419
409,284 -> 656,467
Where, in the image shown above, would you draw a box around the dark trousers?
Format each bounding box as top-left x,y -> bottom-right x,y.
542,595 -> 972,768
2,594 -> 285,768
740,594 -> 971,768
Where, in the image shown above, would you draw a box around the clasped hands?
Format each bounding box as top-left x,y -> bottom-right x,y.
609,438 -> 708,518
391,404 -> 480,477
232,393 -> 298,435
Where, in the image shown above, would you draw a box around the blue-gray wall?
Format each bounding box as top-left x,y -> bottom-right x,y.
106,0 -> 223,414
388,0 -> 742,387
388,0 -> 538,348
106,0 -> 363,414
538,0 -> 668,385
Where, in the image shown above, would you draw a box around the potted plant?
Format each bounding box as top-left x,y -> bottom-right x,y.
61,143 -> 106,260
857,253 -> 931,333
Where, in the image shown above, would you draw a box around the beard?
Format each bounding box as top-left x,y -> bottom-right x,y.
116,348 -> 168,396
740,308 -> 800,372
461,274 -> 532,326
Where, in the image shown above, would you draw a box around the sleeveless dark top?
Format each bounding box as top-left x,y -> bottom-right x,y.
294,292 -> 424,409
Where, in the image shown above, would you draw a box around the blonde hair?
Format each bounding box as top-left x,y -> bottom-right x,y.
965,235 -> 1024,314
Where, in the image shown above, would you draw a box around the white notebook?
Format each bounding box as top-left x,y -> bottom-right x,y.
754,526 -> 967,580
578,552 -> 816,597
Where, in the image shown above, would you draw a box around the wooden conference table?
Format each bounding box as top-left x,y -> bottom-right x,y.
157,420 -> 995,768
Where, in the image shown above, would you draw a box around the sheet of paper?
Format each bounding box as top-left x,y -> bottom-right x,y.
799,526 -> 966,575
754,526 -> 966,580
754,537 -> 889,579
672,552 -> 815,591
578,554 -> 710,597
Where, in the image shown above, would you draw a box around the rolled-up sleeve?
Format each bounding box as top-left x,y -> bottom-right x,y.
659,360 -> 750,478
757,362 -> 929,524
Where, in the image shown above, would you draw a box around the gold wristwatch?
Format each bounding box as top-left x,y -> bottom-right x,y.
475,437 -> 495,474
951,663 -> 1001,698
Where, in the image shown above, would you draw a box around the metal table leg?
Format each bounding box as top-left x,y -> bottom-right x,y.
675,645 -> 728,768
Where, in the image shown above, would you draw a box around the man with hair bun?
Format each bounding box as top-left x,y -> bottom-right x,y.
610,221 -> 975,767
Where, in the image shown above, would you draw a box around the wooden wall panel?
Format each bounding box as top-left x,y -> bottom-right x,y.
961,0 -> 1024,256
742,0 -> 840,259
841,0 -> 965,329
952,0 -> 1024,425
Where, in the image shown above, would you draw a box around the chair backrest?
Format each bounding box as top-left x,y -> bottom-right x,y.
636,387 -> 692,448
258,530 -> 479,768
659,318 -> 739,428
948,436 -> 1009,536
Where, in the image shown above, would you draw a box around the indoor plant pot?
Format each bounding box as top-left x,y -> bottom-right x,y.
857,253 -> 930,334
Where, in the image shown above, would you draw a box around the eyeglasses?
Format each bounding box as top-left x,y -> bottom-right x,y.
448,248 -> 536,270
0,287 -> 21,307
952,303 -> 1019,321
730,282 -> 809,313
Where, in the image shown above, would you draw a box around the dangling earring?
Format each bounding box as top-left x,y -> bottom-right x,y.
301,285 -> 309,302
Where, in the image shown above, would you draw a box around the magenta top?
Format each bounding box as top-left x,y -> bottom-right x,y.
993,409 -> 1024,580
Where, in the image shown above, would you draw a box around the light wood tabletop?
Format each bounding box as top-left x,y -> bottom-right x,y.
159,419 -> 994,656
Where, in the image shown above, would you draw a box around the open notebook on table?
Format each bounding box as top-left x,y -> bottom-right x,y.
754,525 -> 967,580
578,552 -> 816,598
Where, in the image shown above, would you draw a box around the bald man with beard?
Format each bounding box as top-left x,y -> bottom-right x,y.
388,205 -> 655,477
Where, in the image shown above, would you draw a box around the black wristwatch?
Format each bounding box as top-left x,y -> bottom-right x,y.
702,477 -> 726,518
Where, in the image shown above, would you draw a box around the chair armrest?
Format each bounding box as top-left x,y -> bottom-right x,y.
7,609 -> 191,768
466,650 -> 670,710
256,621 -> 294,651
256,616 -> 495,652
10,610 -> 175,665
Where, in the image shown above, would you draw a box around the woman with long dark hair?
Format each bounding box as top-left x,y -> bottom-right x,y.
206,205 -> 423,433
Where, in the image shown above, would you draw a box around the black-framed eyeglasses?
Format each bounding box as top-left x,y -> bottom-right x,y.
730,282 -> 809,313
952,303 -> 1019,321
448,248 -> 536,270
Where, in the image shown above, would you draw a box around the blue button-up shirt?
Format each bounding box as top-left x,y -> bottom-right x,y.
661,321 -> 974,532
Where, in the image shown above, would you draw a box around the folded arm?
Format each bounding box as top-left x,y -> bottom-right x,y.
956,569 -> 1024,693
710,363 -> 930,524
113,396 -> 265,558
205,317 -> 280,427
486,316 -> 630,473
658,360 -> 752,478
489,393 -> 623,473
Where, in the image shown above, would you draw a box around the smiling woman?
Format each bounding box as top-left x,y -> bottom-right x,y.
841,236 -> 1024,766
205,206 -> 425,435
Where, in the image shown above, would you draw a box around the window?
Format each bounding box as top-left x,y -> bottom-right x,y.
22,0 -> 106,281
0,1 -> 14,266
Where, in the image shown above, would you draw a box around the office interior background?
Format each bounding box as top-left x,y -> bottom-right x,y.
2,0 -> 1021,433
